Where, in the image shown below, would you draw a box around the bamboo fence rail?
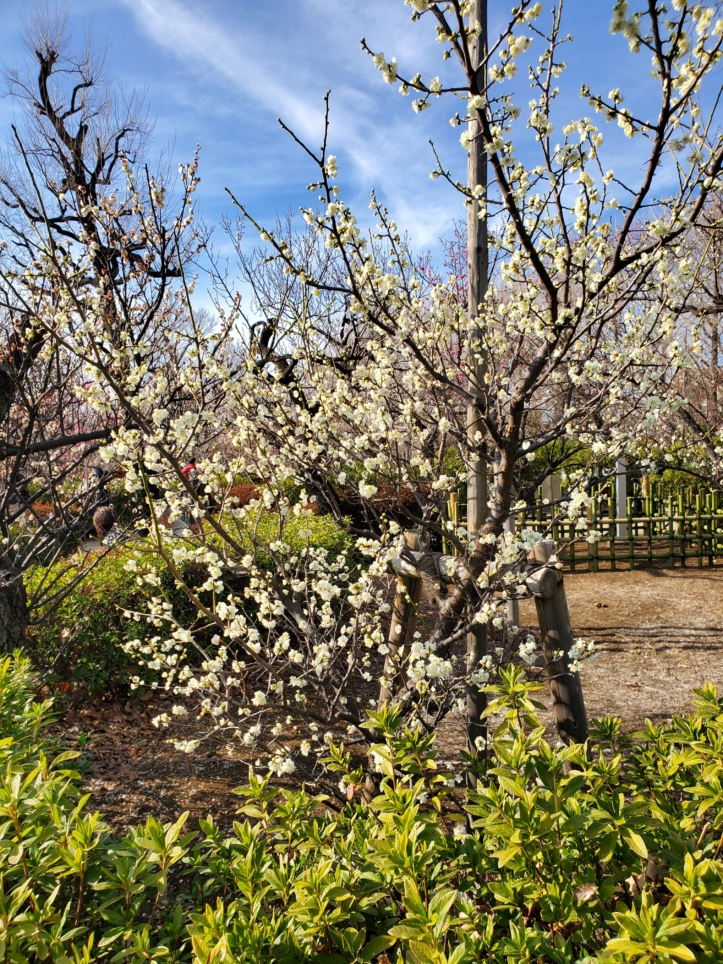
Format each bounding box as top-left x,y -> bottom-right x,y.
443,479 -> 723,571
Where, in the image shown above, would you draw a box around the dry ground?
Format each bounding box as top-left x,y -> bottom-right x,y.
525,566 -> 723,729
50,566 -> 723,830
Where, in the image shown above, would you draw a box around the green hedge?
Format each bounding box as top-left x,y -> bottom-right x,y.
25,550 -> 201,693
2,654 -> 723,963
234,507 -> 353,561
25,510 -> 352,694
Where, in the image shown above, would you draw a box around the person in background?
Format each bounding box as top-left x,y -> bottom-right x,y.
83,466 -> 113,540
168,463 -> 196,536
175,461 -> 204,534
91,466 -> 111,508
181,460 -> 216,513
137,460 -> 203,537
92,505 -> 124,546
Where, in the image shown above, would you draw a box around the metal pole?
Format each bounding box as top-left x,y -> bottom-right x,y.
466,0 -> 488,772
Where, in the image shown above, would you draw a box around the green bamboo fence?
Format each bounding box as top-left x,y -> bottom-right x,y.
444,477 -> 723,572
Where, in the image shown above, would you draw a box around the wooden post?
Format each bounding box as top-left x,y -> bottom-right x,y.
627,497 -> 635,569
504,512 -> 519,629
640,475 -> 655,548
378,531 -> 422,706
641,473 -> 650,498
591,496 -> 599,573
679,491 -> 686,566
708,492 -> 714,566
528,540 -> 588,745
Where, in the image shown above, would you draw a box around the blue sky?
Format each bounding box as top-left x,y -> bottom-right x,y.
0,1 -> 699,268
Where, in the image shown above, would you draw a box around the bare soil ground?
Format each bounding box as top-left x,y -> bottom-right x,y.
50,566 -> 723,830
526,566 -> 723,730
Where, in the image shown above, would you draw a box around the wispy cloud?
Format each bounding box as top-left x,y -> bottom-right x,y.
118,0 -> 461,246
120,0 -> 326,139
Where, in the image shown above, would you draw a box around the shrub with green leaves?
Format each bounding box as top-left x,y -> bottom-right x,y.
0,652 -> 195,964
25,551 -> 203,693
237,507 -> 353,564
25,509 -> 352,695
2,653 -> 723,963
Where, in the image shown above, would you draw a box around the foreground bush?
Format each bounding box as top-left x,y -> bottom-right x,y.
2,654 -> 723,963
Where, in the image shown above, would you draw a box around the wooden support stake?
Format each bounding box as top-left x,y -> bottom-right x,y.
504,512 -> 519,628
708,494 -> 714,566
615,457 -> 628,539
528,540 -> 588,745
591,497 -> 599,573
378,531 -> 422,707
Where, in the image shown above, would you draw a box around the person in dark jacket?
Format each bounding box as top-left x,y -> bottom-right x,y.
93,505 -> 124,546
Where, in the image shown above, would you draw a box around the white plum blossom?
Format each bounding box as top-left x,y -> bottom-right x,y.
568,638 -> 596,673
519,636 -> 539,666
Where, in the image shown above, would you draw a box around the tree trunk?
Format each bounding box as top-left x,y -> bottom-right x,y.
0,569 -> 28,654
378,532 -> 422,706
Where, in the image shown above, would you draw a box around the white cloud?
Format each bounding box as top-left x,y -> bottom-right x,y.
119,0 -> 462,247
126,1 -> 663,246
120,0 -> 325,139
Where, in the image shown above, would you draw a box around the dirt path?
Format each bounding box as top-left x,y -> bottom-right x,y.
51,567 -> 723,829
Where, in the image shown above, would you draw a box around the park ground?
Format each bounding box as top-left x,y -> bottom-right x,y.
51,567 -> 723,829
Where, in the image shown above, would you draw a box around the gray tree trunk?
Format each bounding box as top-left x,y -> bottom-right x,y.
0,567 -> 28,654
